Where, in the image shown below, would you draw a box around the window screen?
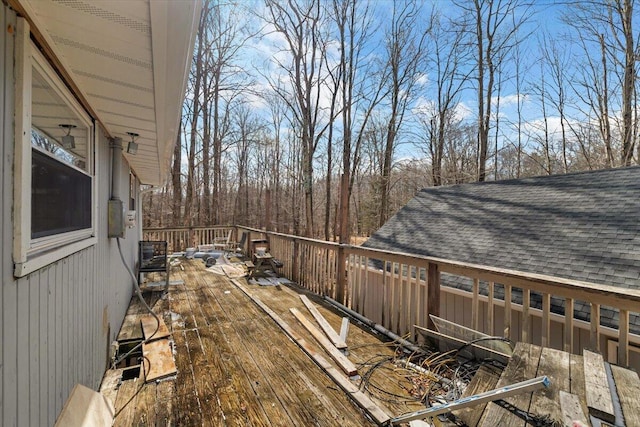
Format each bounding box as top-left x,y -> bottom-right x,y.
31,148 -> 92,239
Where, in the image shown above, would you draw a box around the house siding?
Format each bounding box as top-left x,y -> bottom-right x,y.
2,4 -> 141,426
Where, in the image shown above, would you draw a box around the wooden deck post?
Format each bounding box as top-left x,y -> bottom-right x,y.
292,238 -> 300,283
427,262 -> 440,329
265,189 -> 272,231
336,245 -> 346,304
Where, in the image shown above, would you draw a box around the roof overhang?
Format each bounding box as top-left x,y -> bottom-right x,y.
11,0 -> 201,185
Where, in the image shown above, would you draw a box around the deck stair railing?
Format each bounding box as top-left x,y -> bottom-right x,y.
144,225 -> 640,369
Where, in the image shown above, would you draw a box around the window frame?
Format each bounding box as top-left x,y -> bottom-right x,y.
13,19 -> 97,277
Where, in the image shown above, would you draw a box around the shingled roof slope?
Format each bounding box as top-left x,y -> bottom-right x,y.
364,166 -> 640,291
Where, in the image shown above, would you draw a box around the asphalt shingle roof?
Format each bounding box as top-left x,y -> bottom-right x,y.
364,166 -> 640,331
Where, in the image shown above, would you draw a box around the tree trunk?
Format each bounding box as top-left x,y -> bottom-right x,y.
171,121 -> 183,225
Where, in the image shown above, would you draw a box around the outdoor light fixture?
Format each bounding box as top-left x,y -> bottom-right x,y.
59,124 -> 76,149
126,132 -> 139,155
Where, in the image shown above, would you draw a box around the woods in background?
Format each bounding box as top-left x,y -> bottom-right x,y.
144,0 -> 640,240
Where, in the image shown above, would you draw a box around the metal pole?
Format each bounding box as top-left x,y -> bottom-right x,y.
390,375 -> 550,425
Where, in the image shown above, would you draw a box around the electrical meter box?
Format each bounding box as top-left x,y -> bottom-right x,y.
108,199 -> 124,238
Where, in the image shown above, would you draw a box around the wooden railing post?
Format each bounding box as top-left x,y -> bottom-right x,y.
292,238 -> 299,283
189,227 -> 195,248
336,245 -> 346,304
427,262 -> 440,329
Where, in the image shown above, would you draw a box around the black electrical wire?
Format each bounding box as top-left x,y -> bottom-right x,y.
112,238 -> 161,367
112,355 -> 151,420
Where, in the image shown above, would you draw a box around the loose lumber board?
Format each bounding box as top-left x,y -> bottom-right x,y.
300,294 -> 347,349
559,391 -> 590,427
231,279 -> 391,426
117,313 -> 143,342
140,314 -> 170,341
481,342 -> 542,426
290,307 -> 358,376
569,353 -> 590,425
583,350 -> 615,424
142,338 -> 177,382
54,384 -> 114,427
452,365 -> 501,427
610,364 -> 640,426
113,377 -> 140,427
529,347 -> 570,425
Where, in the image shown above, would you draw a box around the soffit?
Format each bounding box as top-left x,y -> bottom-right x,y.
16,0 -> 200,185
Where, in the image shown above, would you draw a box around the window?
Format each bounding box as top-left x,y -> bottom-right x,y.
13,20 -> 96,277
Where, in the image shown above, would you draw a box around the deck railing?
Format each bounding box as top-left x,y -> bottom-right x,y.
144,225 -> 640,368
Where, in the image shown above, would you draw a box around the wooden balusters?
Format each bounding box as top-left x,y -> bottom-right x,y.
472,278 -> 480,331
541,293 -> 550,348
564,297 -> 574,353
504,284 -> 512,340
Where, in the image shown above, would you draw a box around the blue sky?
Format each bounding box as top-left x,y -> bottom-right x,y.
195,0 -> 639,174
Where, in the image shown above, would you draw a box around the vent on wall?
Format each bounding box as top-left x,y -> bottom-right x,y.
54,0 -> 151,34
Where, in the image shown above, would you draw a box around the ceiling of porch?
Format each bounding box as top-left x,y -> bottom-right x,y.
13,0 -> 200,185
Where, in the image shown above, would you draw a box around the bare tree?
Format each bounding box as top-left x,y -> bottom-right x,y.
563,0 -> 638,166
455,0 -> 532,182
378,0 -> 431,227
264,0 -> 329,237
330,0 -> 383,242
171,121 -> 183,225
183,5 -> 208,226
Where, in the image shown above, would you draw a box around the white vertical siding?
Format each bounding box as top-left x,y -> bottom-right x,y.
1,4 -> 142,425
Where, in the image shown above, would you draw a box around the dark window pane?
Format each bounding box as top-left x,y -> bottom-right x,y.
31,148 -> 91,238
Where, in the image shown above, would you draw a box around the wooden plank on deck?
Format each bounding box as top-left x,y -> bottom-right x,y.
481,342 -> 542,426
610,364 -> 640,426
290,307 -> 358,376
300,294 -> 347,349
583,350 -> 615,424
528,347 -> 570,425
559,391 -> 590,427
231,279 -> 391,425
142,339 -> 177,382
140,314 -> 170,341
117,314 -> 143,342
569,353 -> 589,424
452,365 -> 501,427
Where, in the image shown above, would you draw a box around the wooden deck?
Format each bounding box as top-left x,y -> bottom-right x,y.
100,259 -> 429,426
100,257 -> 640,426
453,342 -> 640,427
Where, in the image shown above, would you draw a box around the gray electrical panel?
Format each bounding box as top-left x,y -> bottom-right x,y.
108,199 -> 125,238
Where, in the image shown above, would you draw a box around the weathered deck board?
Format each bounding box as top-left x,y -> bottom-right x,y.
231,279 -> 390,425
569,353 -> 590,424
248,279 -> 428,417
142,339 -> 176,382
130,380 -> 157,426
481,342 -> 542,427
559,391 -> 589,427
452,365 -> 501,427
112,377 -> 139,427
171,329 -> 202,425
610,364 -> 640,426
528,347 -> 570,425
217,273 -> 376,425
300,294 -> 347,349
140,314 -> 170,340
154,380 -> 174,427
290,307 -> 358,376
583,350 -> 615,424
202,282 -> 320,426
